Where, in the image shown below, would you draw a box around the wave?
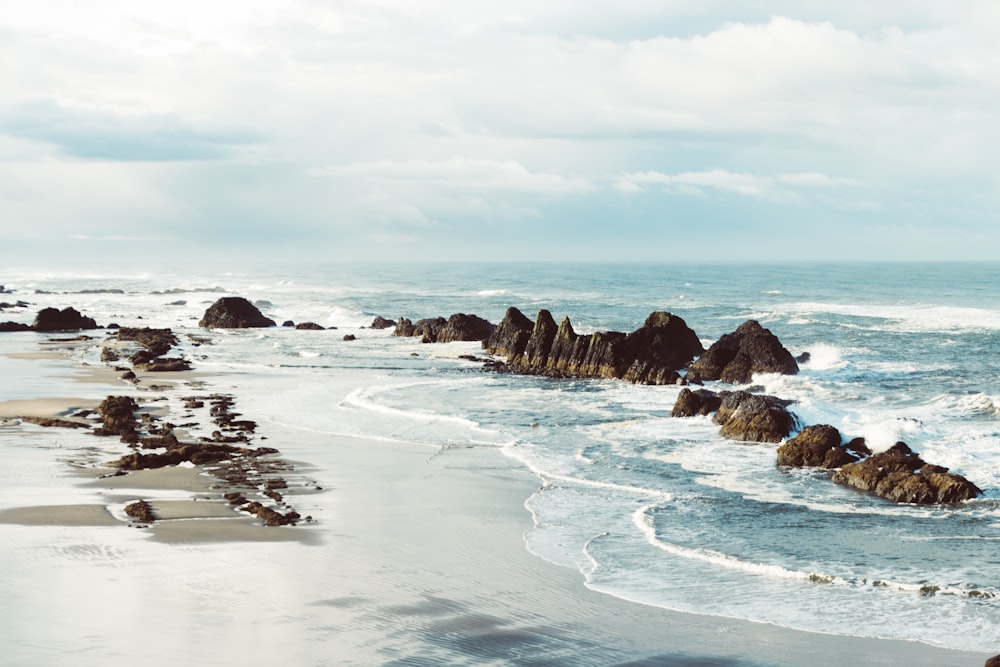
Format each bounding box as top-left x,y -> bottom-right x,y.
630,505 -> 998,599
782,301 -> 1000,333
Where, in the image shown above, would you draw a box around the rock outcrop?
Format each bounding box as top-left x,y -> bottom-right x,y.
199,297 -> 276,328
776,425 -> 860,468
295,322 -> 326,330
370,316 -> 396,330
32,307 -> 98,331
831,442 -> 982,504
713,390 -> 798,442
484,308 -> 703,385
0,321 -> 31,332
671,388 -> 798,443
686,320 -> 798,384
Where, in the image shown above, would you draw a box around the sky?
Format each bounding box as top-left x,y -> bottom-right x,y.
2,1 -> 1000,264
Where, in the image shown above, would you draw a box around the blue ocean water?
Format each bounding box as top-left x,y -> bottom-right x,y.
2,261 -> 999,651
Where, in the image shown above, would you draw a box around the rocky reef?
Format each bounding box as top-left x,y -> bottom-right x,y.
1,305 -> 99,332
483,308 -> 704,385
673,387 -> 798,442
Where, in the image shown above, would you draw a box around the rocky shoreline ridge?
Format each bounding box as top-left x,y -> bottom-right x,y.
1,295 -> 326,529
2,295 -> 985,507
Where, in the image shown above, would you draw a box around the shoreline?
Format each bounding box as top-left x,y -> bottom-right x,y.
0,329 -> 994,664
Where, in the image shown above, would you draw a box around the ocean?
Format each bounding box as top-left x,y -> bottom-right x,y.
1,261 -> 998,655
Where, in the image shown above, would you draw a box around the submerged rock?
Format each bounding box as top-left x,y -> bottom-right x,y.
199,297 -> 276,329
484,308 -> 703,385
686,320 -> 798,384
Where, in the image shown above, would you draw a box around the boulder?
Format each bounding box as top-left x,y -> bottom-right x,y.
832,442 -> 982,504
295,322 -> 326,330
713,391 -> 798,443
96,395 -> 140,443
199,297 -> 276,328
32,307 -> 98,331
985,655 -> 1000,667
776,425 -> 859,468
686,320 -> 798,384
124,499 -> 156,523
370,316 -> 396,330
671,388 -> 723,417
436,313 -> 496,343
0,321 -> 31,332
484,309 -> 702,385
343,334 -> 356,341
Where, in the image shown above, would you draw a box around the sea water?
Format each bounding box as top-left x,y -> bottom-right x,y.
1,261 -> 998,652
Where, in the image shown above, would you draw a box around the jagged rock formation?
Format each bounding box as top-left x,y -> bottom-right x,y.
124,499 -> 157,523
394,313 -> 495,343
483,308 -> 703,385
686,320 -> 798,384
831,442 -> 982,504
370,316 -> 396,330
32,307 -> 98,331
776,424 -> 860,468
199,297 -> 276,328
0,321 -> 31,331
109,327 -> 193,372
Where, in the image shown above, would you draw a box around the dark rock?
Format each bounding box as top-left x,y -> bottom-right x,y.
101,348 -> 120,362
985,655 -> 1000,667
167,300 -> 187,306
295,322 -> 325,330
686,320 -> 798,385
436,313 -> 496,343
370,316 -> 396,330
484,309 -> 702,385
96,395 -> 140,442
0,321 -> 31,332
343,334 -> 356,341
713,391 -> 798,443
845,437 -> 872,458
832,442 -> 982,504
484,307 -> 534,359
115,327 -> 178,357
795,351 -> 811,364
777,424 -> 859,468
199,297 -> 276,328
671,388 -> 722,417
393,317 -> 416,337
32,307 -> 98,331
282,320 -> 295,327
124,499 -> 156,523
135,357 -> 193,372
242,501 -> 300,526
412,317 -> 447,342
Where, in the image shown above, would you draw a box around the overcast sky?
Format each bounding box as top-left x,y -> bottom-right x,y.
3,1 -> 1000,264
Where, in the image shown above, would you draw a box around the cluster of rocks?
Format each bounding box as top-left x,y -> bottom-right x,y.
392,313 -> 496,343
105,326 -> 193,374
666,325 -> 981,506
775,428 -> 981,504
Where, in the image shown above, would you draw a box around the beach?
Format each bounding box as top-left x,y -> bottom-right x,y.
0,339 -> 992,666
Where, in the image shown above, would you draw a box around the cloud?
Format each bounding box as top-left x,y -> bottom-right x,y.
0,100 -> 259,161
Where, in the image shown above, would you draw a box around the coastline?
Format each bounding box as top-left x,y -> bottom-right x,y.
0,320 -> 993,664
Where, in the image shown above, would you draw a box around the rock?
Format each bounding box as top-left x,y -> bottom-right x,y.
199,297 -> 276,328
671,388 -> 722,417
242,501 -> 301,526
21,416 -> 89,429
436,313 -> 496,343
32,307 -> 98,331
393,317 -> 416,337
115,327 -> 178,357
484,309 -> 703,385
343,334 -> 356,341
135,357 -> 193,372
370,316 -> 396,330
0,321 -> 31,332
776,425 -> 859,468
686,320 -> 798,385
95,395 -> 140,442
832,442 -> 982,504
282,320 -> 295,327
713,391 -> 798,443
295,322 -> 325,330
985,655 -> 1000,667
124,499 -> 156,523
